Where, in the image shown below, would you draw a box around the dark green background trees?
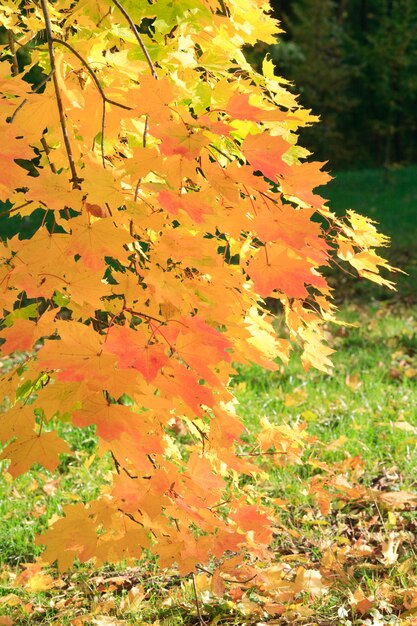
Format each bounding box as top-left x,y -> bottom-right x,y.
251,0 -> 417,169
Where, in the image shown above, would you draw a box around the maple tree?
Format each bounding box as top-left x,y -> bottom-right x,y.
0,0 -> 393,578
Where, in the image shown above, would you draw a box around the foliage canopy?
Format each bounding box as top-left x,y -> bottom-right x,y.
0,0 -> 392,574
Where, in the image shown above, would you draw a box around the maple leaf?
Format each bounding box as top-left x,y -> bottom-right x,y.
1,429 -> 69,478
0,123 -> 35,197
242,133 -> 291,181
134,75 -> 178,119
280,161 -> 332,207
247,243 -> 326,298
38,321 -> 116,385
37,503 -> 98,571
158,189 -> 212,223
226,92 -> 288,123
65,214 -> 129,272
157,363 -> 214,416
0,309 -> 57,354
103,324 -> 167,382
23,169 -> 83,212
164,315 -> 232,386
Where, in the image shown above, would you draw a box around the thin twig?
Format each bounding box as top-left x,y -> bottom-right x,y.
209,144 -> 234,162
40,136 -> 57,173
110,449 -> 121,474
133,178 -> 142,202
196,565 -> 213,576
190,421 -> 208,453
118,509 -> 145,527
50,38 -> 131,110
100,98 -> 106,167
236,449 -> 286,457
0,200 -> 34,219
39,0 -> 82,189
7,70 -> 54,124
133,115 -> 149,199
110,0 -> 158,79
51,36 -> 132,168
7,97 -> 27,124
191,573 -> 207,626
143,113 -> 149,146
7,30 -> 19,76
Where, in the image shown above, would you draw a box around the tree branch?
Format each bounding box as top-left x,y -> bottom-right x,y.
50,38 -> 131,111
50,37 -> 132,168
110,0 -> 158,79
39,0 -> 82,189
7,30 -> 19,76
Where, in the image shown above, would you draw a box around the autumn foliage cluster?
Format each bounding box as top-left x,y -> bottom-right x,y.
0,0 -> 392,575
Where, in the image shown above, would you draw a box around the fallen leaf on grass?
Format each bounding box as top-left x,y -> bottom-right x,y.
403,588 -> 417,610
388,367 -> 402,380
42,477 -> 61,496
400,618 -> 417,626
284,388 -> 307,407
0,617 -> 14,626
350,538 -> 374,558
262,602 -> 285,616
398,557 -> 415,575
0,594 -> 23,607
326,435 -> 348,450
381,535 -> 401,565
119,585 -> 146,611
14,561 -> 54,592
93,575 -> 133,592
350,587 -> 374,615
392,421 -> 417,434
345,372 -> 362,390
375,490 -> 417,510
301,409 -> 319,422
91,617 -> 129,625
294,567 -> 328,597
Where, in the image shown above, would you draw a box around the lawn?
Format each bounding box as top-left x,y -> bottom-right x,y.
1,166 -> 417,625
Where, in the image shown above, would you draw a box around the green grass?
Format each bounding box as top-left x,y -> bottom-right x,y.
234,300 -> 417,497
321,164 -> 417,301
1,165 -> 417,624
324,165 -> 417,245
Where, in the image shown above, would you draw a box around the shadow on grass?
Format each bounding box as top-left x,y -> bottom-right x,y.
320,164 -> 417,304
